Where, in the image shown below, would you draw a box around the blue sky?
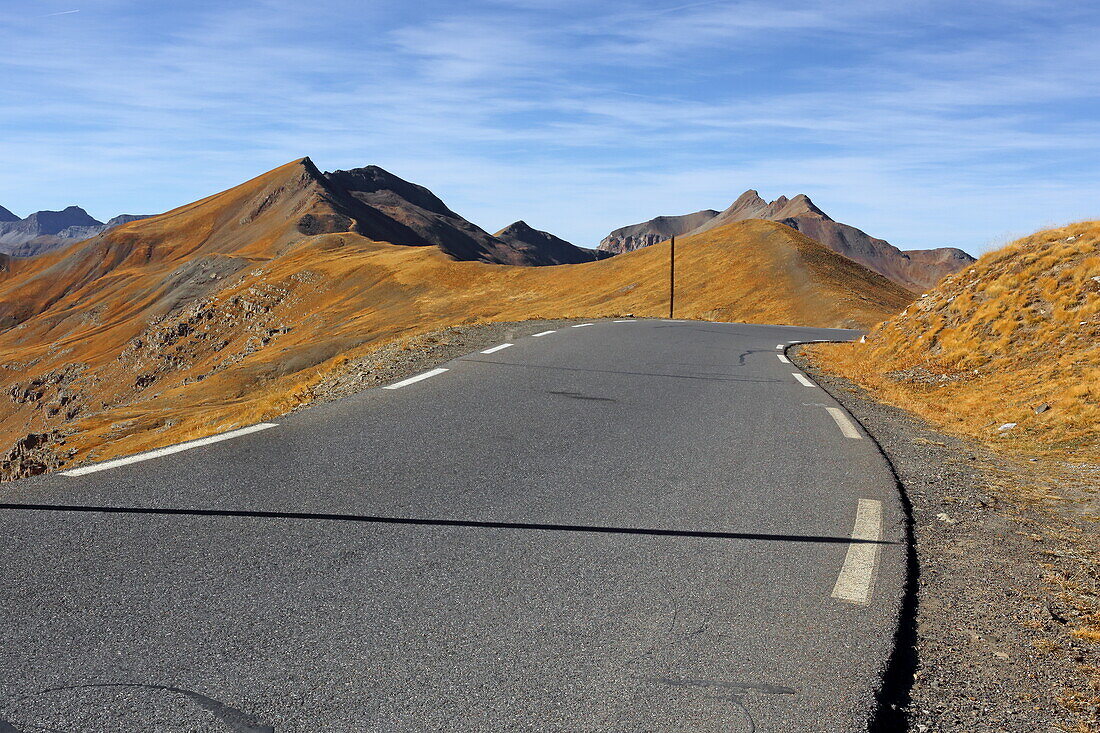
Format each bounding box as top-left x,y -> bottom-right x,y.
3,0 -> 1100,254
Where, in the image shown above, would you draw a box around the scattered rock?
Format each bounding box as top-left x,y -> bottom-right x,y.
998,422 -> 1017,432
1034,403 -> 1052,414
0,431 -> 66,481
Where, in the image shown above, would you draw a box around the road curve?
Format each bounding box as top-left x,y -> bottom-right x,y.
0,319 -> 906,732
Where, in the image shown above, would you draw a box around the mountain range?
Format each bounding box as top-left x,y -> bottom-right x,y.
598,190 -> 975,291
3,169 -> 973,293
0,206 -> 151,258
0,157 -> 912,476
302,163 -> 600,266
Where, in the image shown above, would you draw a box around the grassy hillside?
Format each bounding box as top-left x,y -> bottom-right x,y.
810,221 -> 1100,461
0,160 -> 913,478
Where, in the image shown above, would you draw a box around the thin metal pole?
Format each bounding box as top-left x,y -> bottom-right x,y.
669,235 -> 675,319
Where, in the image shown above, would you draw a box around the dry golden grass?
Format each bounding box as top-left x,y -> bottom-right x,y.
810,221 -> 1100,462
0,159 -> 913,473
1072,627 -> 1100,643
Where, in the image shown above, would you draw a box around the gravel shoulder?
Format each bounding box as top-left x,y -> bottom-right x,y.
793,346 -> 1100,732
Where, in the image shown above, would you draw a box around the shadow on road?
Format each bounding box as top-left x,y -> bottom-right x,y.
0,503 -> 896,545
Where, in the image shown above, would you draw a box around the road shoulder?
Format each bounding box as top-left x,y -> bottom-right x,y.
792,346 -> 1100,732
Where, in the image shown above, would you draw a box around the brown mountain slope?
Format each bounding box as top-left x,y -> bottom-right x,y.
600,191 -> 976,291
323,165 -> 563,265
0,158 -> 594,270
809,221 -> 1100,461
493,221 -> 601,264
0,161 -> 912,479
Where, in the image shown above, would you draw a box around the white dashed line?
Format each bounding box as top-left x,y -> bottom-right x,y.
572,323 -> 593,328
62,423 -> 279,477
826,407 -> 862,439
481,343 -> 513,354
613,319 -> 637,323
777,354 -> 791,364
832,499 -> 883,604
531,330 -> 556,337
792,372 -> 815,387
776,344 -> 785,349
384,367 -> 449,390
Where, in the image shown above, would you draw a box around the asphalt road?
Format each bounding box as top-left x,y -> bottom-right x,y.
0,319 -> 905,732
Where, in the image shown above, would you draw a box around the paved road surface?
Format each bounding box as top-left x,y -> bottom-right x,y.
0,319 -> 905,732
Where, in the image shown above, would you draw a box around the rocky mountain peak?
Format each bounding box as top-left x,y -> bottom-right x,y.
497,220 -> 537,236
774,193 -> 830,221
324,165 -> 458,220
21,206 -> 103,234
493,220 -> 599,265
733,189 -> 765,205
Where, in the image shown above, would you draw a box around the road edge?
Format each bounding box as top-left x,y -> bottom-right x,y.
785,341 -> 919,732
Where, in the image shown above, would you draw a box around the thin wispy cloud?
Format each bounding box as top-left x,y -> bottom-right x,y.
1,0 -> 1099,253
40,9 -> 80,16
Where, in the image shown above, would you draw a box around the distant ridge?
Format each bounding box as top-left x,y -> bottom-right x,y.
494,220 -> 603,265
599,191 -> 976,291
598,210 -> 719,254
0,205 -> 152,258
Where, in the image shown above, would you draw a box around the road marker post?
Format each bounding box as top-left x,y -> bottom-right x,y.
669,235 -> 675,319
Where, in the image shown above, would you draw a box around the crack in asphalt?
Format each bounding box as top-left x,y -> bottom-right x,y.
0,683 -> 272,733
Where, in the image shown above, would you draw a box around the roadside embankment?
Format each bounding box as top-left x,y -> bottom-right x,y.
794,347 -> 1100,731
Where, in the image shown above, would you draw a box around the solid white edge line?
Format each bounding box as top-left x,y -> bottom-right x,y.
572,323 -> 593,328
383,367 -> 449,390
792,372 -> 815,387
777,354 -> 791,364
62,423 -> 279,477
826,406 -> 863,439
531,330 -> 556,337
481,343 -> 513,354
832,499 -> 883,604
